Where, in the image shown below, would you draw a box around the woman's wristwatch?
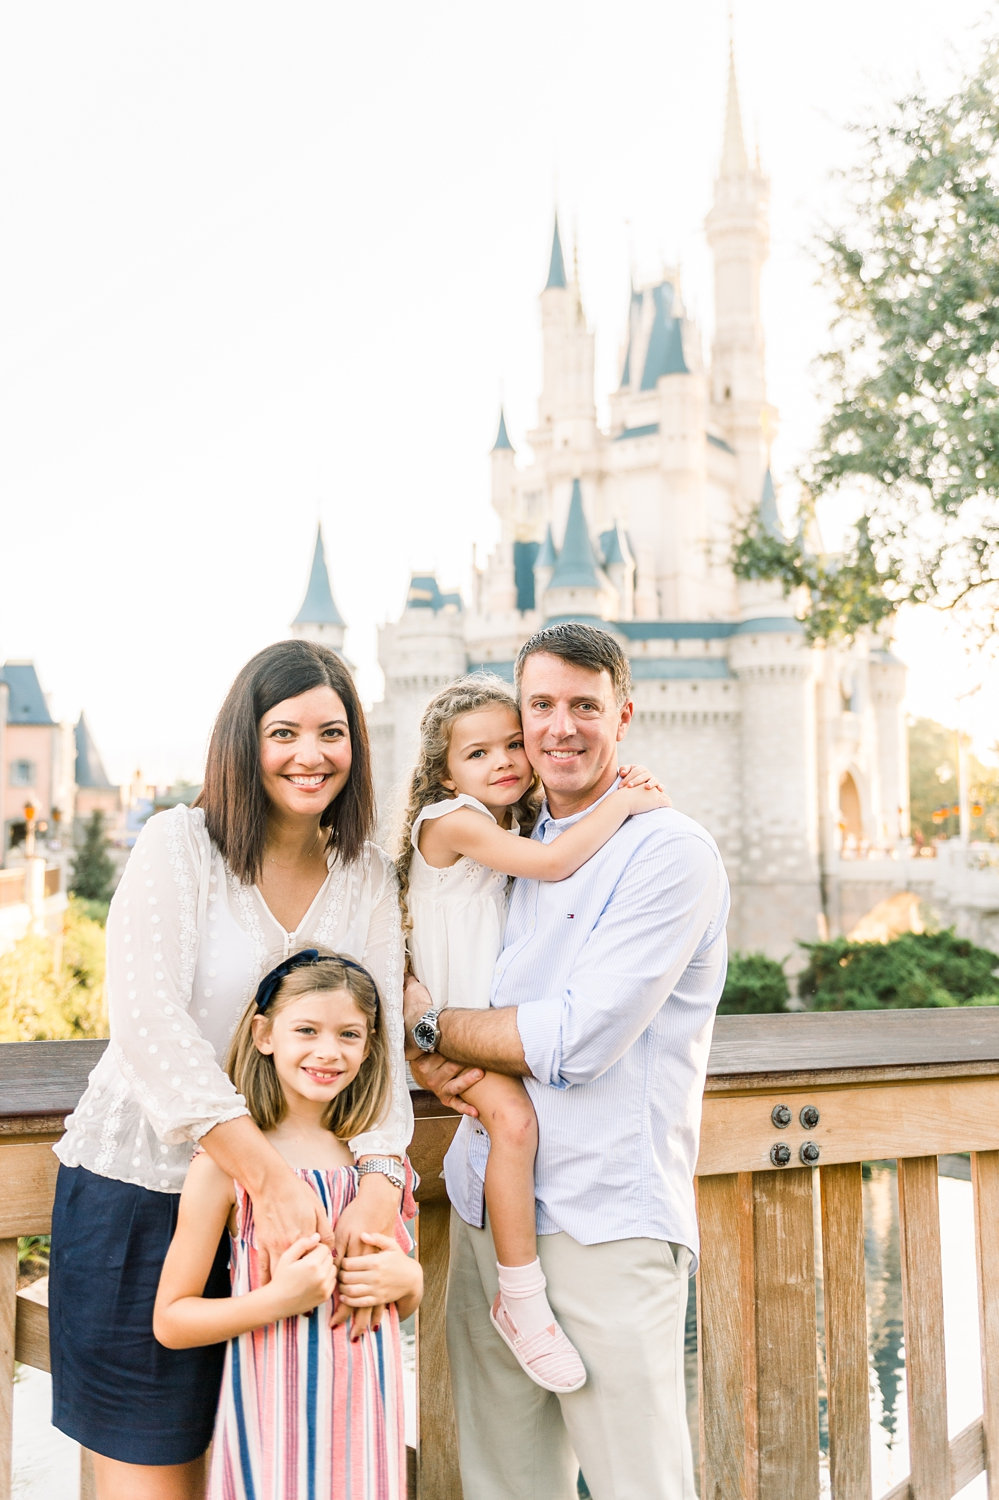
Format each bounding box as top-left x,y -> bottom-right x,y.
357,1157 -> 406,1192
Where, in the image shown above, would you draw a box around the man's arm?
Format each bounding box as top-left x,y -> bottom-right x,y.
515,830 -> 726,1090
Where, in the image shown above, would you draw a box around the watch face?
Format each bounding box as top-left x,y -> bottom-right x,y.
414,1018 -> 438,1051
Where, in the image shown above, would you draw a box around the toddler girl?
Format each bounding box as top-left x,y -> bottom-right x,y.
155,949 -> 421,1500
397,675 -> 666,1394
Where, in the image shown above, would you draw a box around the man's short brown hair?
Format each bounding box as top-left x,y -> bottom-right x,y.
514,622 -> 633,707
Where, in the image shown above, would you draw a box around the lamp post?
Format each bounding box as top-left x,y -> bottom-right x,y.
23,800 -> 36,858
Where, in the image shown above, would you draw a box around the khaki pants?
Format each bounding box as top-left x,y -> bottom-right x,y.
445,1210 -> 696,1500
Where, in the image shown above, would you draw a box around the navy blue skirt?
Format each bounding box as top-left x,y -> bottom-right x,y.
50,1163 -> 231,1466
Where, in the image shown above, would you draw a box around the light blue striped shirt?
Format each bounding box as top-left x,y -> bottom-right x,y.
443,791 -> 730,1260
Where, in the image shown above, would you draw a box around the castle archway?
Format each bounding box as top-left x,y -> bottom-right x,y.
839,771 -> 863,852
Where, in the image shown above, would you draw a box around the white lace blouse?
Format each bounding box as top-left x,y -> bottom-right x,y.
57,805 -> 413,1194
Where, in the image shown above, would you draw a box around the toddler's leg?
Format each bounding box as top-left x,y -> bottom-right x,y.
460,1071 -> 586,1394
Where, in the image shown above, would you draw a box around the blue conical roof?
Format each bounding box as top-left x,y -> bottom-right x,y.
535,523 -> 557,570
75,712 -> 115,789
292,526 -> 346,628
545,215 -> 567,290
549,482 -> 602,589
492,407 -> 513,452
663,316 -> 689,375
640,282 -> 676,390
758,469 -> 783,541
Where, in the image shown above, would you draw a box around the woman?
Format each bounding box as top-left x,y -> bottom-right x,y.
50,639 -> 413,1500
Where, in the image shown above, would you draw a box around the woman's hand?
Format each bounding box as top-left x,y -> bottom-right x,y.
250,1171 -> 336,1284
331,1170 -> 401,1335
269,1233 -> 337,1318
338,1232 -> 422,1320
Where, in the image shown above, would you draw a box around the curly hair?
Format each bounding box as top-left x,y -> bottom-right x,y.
396,674 -> 539,936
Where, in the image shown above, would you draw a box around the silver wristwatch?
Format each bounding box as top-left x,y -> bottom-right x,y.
357,1157 -> 406,1192
412,1007 -> 442,1053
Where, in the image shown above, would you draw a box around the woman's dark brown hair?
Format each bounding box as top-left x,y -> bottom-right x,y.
195,640 -> 374,882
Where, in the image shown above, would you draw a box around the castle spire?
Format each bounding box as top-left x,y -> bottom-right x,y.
292,525 -> 346,630
491,406 -> 514,452
721,29 -> 749,175
549,480 -> 602,588
545,213 -> 567,291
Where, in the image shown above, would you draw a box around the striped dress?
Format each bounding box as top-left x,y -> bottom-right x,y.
208,1164 -> 414,1500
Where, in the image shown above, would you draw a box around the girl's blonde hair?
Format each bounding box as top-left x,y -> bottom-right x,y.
396,673 -> 538,933
225,949 -> 390,1139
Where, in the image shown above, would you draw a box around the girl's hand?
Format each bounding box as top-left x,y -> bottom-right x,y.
269,1233 -> 337,1318
330,1177 -> 400,1335
617,763 -> 668,796
338,1232 -> 423,1319
623,784 -> 672,815
251,1173 -> 336,1284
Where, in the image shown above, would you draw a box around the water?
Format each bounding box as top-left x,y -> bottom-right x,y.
14,1169 -> 987,1496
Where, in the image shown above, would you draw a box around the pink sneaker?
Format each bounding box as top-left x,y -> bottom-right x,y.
489,1294 -> 587,1393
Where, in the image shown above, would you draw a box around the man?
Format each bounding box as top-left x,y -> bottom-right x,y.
405,621 -> 729,1500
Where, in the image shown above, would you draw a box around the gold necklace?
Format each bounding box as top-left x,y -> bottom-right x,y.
263,828 -> 324,869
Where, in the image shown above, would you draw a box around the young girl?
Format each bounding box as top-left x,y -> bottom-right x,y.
397,674 -> 667,1395
154,949 -> 421,1500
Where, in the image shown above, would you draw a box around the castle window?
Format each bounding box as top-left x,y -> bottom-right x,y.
10,760 -> 35,787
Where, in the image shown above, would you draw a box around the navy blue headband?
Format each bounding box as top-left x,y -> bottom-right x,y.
253,949 -> 380,1015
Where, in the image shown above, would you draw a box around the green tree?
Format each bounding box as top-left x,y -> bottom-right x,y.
71,810 -> 116,904
908,716 -> 999,843
718,952 -> 790,1014
797,929 -> 999,1011
0,898 -> 107,1042
734,38 -> 999,639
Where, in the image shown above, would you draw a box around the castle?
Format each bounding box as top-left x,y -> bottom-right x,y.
289,48 -> 909,960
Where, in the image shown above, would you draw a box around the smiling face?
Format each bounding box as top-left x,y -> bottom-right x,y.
519,652 -> 633,818
441,703 -> 534,820
258,685 -> 352,823
252,987 -> 369,1114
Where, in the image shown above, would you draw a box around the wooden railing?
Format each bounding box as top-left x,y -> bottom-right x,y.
3,1009 -> 999,1499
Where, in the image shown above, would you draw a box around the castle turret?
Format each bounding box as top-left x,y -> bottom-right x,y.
704,37 -> 773,515
600,523 -> 635,620
534,215 -> 596,457
541,480 -> 615,622
291,525 -> 348,658
533,522 -> 557,600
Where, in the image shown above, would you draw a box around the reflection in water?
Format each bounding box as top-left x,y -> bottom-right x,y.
861,1164 -> 905,1445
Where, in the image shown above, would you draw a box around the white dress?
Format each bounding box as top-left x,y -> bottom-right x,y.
57,804 -> 412,1193
407,794 -> 511,1011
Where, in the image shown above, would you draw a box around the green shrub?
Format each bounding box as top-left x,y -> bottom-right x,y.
797,930 -> 999,1011
0,897 -> 107,1041
719,951 -> 790,1014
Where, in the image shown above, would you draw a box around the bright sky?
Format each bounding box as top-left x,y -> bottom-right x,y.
2,1 -> 996,784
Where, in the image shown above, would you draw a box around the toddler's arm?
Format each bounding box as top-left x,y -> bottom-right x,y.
154,1154 -> 336,1348
425,774 -> 669,882
338,1231 -> 424,1323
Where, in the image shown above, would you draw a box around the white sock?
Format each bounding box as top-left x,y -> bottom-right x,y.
496,1258 -> 557,1338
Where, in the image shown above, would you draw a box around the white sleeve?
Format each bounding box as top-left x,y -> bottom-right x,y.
348,848 -> 414,1159
106,807 -> 250,1145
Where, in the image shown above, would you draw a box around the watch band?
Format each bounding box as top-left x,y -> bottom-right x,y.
357,1156 -> 406,1191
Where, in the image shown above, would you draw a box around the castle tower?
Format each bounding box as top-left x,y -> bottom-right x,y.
704,38 -> 773,516
291,525 -> 348,659
532,216 -> 597,461
541,480 -> 616,623
730,470 -> 823,949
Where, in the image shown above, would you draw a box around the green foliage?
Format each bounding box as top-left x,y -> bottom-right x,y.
0,898 -> 107,1042
719,951 -> 790,1014
798,929 -> 999,1011
734,38 -> 999,638
908,716 -> 999,843
17,1235 -> 50,1281
71,810 -> 116,903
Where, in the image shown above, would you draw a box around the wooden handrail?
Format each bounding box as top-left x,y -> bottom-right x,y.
2,1010 -> 999,1498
